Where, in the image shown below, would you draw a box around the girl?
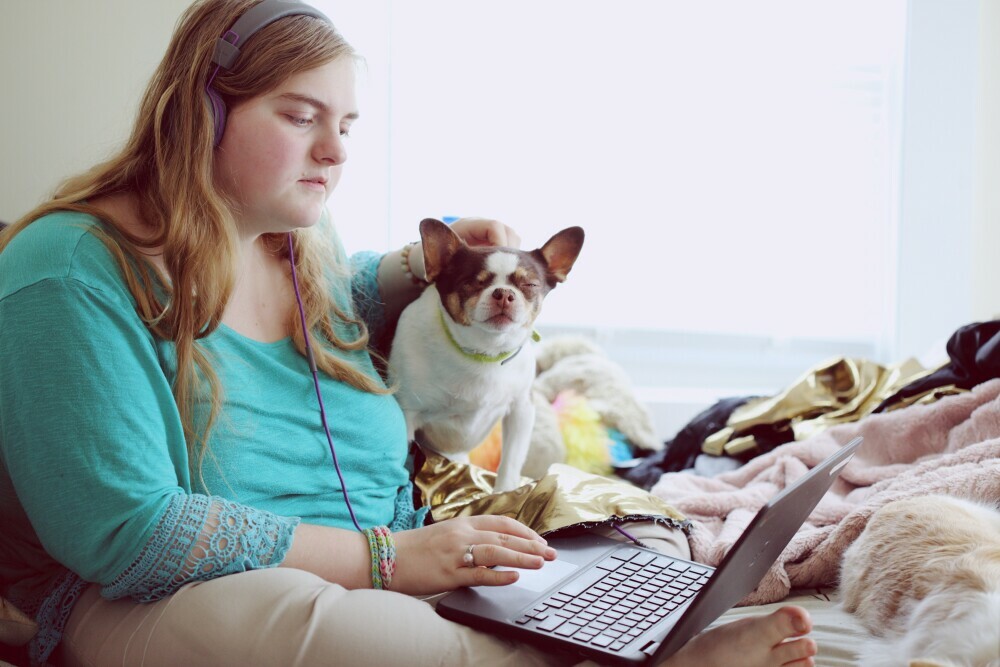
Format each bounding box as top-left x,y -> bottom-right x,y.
0,1 -> 817,665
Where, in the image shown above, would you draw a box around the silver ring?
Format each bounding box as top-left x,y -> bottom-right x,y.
463,544 -> 477,567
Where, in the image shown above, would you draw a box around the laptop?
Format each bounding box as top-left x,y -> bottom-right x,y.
436,436 -> 863,665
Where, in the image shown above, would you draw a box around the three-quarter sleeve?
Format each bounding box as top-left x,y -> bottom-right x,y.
0,275 -> 298,597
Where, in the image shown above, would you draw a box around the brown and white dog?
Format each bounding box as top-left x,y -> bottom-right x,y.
388,218 -> 584,493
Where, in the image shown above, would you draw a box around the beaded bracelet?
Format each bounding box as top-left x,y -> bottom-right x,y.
363,526 -> 397,590
400,243 -> 429,287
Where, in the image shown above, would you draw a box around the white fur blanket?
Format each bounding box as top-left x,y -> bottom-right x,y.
650,379 -> 1000,605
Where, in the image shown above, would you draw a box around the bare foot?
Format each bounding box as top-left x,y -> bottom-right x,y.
660,606 -> 817,667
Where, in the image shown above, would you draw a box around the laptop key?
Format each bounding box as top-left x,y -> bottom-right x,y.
631,551 -> 656,566
591,634 -> 616,647
610,547 -> 643,562
557,566 -> 610,598
556,622 -> 584,637
596,556 -> 624,572
609,641 -> 628,652
515,615 -> 532,625
536,615 -> 566,632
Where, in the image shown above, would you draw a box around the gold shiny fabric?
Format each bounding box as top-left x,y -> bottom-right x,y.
414,450 -> 689,536
702,356 -> 960,457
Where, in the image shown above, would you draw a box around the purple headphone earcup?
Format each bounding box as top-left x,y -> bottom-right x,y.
205,86 -> 227,146
205,1 -> 331,148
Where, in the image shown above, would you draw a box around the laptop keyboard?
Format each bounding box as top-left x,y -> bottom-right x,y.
513,547 -> 712,652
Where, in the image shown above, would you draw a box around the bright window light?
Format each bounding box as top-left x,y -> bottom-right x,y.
323,0 -> 907,348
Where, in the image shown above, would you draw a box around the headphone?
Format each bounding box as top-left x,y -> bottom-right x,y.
206,0 -> 331,146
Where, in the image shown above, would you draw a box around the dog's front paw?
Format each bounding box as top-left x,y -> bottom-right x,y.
492,473 -> 525,495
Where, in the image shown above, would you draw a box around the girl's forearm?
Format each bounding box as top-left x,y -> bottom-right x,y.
280,522 -> 373,589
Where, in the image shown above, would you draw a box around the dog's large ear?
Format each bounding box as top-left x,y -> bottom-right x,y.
419,218 -> 464,284
537,226 -> 585,283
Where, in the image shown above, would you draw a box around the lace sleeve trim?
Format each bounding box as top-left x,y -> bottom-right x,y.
101,494 -> 300,603
391,481 -> 430,532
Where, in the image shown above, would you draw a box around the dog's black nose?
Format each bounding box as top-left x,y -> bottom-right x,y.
492,288 -> 515,303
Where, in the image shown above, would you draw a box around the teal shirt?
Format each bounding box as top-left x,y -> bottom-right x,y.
0,212 -> 422,662
189,322 -> 409,525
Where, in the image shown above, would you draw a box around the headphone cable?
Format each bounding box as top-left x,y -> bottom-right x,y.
287,232 -> 364,533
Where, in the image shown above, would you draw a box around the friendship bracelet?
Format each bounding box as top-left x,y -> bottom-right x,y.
372,526 -> 397,589
400,242 -> 429,287
363,526 -> 396,590
363,527 -> 385,590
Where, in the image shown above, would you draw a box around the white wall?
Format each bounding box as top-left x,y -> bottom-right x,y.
0,1 -> 192,223
894,0 -> 981,359
973,0 -> 1000,324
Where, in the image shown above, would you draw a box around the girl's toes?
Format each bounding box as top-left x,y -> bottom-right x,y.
772,637 -> 817,665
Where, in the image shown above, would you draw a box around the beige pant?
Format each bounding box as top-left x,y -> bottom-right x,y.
61,523 -> 690,667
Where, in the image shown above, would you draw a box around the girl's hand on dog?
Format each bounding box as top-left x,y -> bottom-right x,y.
407,218 -> 521,282
449,217 -> 521,249
391,515 -> 557,596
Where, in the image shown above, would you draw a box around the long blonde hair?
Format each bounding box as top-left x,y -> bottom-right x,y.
0,0 -> 389,478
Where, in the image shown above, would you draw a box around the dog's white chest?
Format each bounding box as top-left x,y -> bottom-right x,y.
388,289 -> 535,456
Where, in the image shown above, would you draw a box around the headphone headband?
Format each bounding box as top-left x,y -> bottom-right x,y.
212,0 -> 330,71
206,0 -> 333,145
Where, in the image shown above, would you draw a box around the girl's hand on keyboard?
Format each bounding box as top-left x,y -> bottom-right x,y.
392,515 -> 558,595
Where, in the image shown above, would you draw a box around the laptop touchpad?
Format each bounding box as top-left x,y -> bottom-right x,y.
494,559 -> 579,592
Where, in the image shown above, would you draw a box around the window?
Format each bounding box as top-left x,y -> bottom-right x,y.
321,1 -> 910,436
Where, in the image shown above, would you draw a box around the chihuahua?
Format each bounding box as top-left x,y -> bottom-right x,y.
389,218 -> 584,493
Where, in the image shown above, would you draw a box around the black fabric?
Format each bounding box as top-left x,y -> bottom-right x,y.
617,396 -> 755,490
729,421 -> 795,462
874,320 -> 1000,413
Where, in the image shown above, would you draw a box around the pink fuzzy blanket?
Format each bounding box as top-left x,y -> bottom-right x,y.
650,379 -> 1000,605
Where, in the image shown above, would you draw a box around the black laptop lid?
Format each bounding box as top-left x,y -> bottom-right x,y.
651,436 -> 863,661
